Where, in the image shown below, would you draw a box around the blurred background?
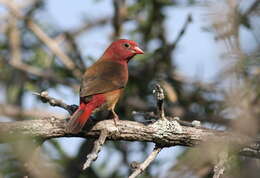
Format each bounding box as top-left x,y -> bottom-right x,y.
0,0 -> 260,177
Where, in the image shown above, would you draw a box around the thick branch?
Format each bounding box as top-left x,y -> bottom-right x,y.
0,117 -> 257,154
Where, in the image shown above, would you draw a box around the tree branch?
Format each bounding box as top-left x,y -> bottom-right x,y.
0,0 -> 82,78
33,91 -> 78,115
0,116 -> 258,156
82,129 -> 108,170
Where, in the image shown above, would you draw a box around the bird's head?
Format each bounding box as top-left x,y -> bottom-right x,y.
102,39 -> 144,63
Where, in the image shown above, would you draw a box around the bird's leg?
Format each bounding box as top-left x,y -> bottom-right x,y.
111,109 -> 119,126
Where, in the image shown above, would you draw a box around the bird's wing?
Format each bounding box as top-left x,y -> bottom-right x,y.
80,60 -> 128,98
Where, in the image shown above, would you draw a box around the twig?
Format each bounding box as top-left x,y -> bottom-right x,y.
169,13 -> 192,51
213,152 -> 228,178
33,91 -> 78,115
129,145 -> 162,178
70,17 -> 109,37
82,129 -> 108,170
153,84 -> 166,119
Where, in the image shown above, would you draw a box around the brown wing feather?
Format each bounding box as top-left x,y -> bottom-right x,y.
80,60 -> 128,98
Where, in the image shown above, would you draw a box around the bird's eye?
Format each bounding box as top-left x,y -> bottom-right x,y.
124,43 -> 130,48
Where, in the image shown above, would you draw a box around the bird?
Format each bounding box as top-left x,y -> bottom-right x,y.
66,39 -> 144,133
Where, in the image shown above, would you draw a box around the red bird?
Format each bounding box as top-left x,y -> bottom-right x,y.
67,39 -> 144,133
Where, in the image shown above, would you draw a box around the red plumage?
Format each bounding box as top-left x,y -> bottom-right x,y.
66,39 -> 144,133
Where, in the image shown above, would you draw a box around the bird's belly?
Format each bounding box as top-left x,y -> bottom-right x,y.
104,89 -> 123,110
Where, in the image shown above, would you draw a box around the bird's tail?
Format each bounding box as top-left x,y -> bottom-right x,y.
66,95 -> 106,133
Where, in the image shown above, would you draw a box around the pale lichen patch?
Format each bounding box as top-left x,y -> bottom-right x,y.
151,119 -> 182,136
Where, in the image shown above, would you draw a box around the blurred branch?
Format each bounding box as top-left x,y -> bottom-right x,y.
129,145 -> 162,178
112,0 -> 126,39
26,20 -> 82,78
22,140 -> 61,178
169,13 -> 192,51
2,0 -> 80,88
69,17 -> 109,37
0,117 -> 259,159
82,129 -> 108,170
8,15 -> 21,63
244,0 -> 260,16
0,0 -> 82,78
0,104 -> 65,120
63,32 -> 86,70
8,59 -> 76,87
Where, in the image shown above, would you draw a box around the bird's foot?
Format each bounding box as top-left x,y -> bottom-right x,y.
107,110 -> 120,133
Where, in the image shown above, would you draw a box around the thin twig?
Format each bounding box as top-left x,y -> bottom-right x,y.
169,13 -> 192,51
82,129 -> 108,170
153,84 -> 166,119
33,91 -> 78,115
213,152 -> 228,178
129,145 -> 162,178
70,17 -> 109,37
63,32 -> 86,71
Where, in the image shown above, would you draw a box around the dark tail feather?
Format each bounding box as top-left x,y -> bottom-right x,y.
66,103 -> 94,133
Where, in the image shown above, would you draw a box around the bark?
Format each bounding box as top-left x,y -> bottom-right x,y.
0,117 -> 256,151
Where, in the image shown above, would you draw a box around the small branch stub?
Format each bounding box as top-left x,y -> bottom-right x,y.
153,84 -> 166,120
